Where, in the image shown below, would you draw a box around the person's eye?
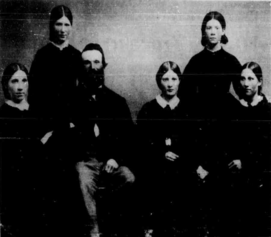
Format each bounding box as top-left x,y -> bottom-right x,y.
10,80 -> 18,84
94,60 -> 100,64
64,23 -> 70,27
22,78 -> 28,83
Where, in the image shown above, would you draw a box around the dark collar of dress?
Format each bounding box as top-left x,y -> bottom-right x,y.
204,47 -> 224,56
50,40 -> 69,51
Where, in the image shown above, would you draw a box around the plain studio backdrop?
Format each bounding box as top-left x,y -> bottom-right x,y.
0,0 -> 270,121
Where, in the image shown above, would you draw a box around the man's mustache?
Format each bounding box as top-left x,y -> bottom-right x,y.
88,68 -> 103,75
82,68 -> 104,88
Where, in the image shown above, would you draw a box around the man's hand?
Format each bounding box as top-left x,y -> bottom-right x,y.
197,166 -> 209,179
41,131 -> 53,145
165,151 -> 179,162
105,159 -> 119,173
228,160 -> 242,169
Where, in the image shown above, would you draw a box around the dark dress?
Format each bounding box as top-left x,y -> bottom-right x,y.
29,42 -> 81,131
29,43 -> 88,236
181,47 -> 241,119
225,94 -> 271,236
0,103 -> 45,237
180,48 -> 242,235
137,97 -> 197,235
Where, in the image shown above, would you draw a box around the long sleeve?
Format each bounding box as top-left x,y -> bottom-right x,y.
182,48 -> 241,119
29,43 -> 81,133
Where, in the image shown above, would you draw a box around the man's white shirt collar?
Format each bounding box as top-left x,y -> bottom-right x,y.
156,94 -> 180,110
90,85 -> 103,101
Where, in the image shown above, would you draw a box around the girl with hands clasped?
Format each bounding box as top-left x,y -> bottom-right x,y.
137,61 -> 195,235
181,11 -> 241,236
226,62 -> 271,176
138,61 -> 185,165
225,62 -> 271,236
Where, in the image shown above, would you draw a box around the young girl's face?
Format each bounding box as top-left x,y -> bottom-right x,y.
240,68 -> 262,98
205,19 -> 225,45
160,70 -> 180,99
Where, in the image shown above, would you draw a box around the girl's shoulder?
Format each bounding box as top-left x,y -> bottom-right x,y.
258,95 -> 271,119
0,103 -> 27,118
140,99 -> 158,112
137,99 -> 160,119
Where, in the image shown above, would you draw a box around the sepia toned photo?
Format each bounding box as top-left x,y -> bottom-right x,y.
0,1 -> 270,236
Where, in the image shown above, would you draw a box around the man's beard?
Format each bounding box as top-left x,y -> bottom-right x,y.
84,68 -> 105,93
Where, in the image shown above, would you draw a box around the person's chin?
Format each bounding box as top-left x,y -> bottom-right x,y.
55,37 -> 66,44
245,90 -> 253,96
166,93 -> 175,98
243,93 -> 254,100
207,41 -> 219,47
16,94 -> 25,100
13,98 -> 24,104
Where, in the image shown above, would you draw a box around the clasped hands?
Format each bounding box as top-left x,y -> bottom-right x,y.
228,159 -> 242,170
165,151 -> 179,162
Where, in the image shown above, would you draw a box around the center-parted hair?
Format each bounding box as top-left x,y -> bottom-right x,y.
201,11 -> 228,46
156,61 -> 182,91
49,5 -> 73,42
1,63 -> 29,99
242,61 -> 263,94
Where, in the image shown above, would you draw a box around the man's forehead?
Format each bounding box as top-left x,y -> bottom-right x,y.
82,50 -> 102,61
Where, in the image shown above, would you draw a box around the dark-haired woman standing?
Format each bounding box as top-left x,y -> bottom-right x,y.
30,5 -> 81,127
29,6 -> 88,237
137,61 -> 196,236
181,11 -> 242,235
181,11 -> 241,118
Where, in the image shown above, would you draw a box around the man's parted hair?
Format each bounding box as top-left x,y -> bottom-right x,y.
82,43 -> 108,68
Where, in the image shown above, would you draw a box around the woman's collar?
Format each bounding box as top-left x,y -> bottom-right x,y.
240,94 -> 263,107
50,40 -> 69,50
156,94 -> 180,110
205,42 -> 223,53
5,99 -> 29,111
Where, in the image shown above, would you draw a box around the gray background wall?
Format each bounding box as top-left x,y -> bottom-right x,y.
1,0 -> 270,120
